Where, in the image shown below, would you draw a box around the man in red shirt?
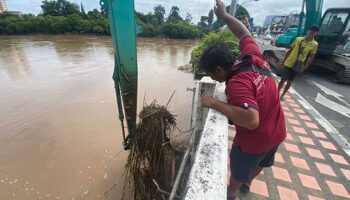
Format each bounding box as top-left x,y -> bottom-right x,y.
199,0 -> 286,199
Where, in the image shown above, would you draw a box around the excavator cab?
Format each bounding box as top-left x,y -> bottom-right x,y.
317,8 -> 350,55
265,6 -> 350,83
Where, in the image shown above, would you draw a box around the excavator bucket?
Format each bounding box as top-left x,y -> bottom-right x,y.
100,0 -> 139,150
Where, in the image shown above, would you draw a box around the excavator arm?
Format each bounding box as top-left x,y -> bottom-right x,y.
100,0 -> 140,150
264,0 -> 350,82
276,0 -> 324,47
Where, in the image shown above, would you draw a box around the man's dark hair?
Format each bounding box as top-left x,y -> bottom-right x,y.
309,25 -> 319,32
198,43 -> 236,72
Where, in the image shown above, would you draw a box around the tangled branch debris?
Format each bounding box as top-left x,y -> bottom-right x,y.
123,97 -> 180,199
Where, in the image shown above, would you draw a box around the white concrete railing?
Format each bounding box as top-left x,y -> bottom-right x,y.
184,80 -> 228,200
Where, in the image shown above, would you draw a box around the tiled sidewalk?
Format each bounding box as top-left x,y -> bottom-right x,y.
227,93 -> 350,200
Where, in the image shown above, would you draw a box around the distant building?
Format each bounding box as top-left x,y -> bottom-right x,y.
0,0 -> 22,16
270,15 -> 289,34
263,15 -> 275,31
0,0 -> 8,12
263,12 -> 303,35
8,11 -> 22,16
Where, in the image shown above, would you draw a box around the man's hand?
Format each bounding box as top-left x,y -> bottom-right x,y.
214,0 -> 228,20
213,0 -> 250,40
303,54 -> 315,72
202,96 -> 218,108
302,65 -> 307,72
202,96 -> 260,130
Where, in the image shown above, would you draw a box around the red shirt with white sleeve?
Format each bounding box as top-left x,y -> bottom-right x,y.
226,36 -> 286,154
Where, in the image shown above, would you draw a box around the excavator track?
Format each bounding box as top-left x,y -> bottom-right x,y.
263,49 -> 287,76
263,48 -> 350,84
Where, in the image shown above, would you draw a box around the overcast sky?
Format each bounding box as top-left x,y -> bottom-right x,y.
6,0 -> 350,25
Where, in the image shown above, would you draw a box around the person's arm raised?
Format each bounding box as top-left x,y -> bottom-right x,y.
214,0 -> 251,40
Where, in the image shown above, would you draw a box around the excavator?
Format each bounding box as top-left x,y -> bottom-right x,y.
263,0 -> 350,83
99,0 -> 140,150
99,0 -> 350,150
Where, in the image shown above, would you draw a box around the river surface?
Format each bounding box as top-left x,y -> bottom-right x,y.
0,35 -> 201,200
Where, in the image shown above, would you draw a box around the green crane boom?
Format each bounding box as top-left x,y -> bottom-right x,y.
100,0 -> 140,150
276,0 -> 324,46
264,0 -> 350,82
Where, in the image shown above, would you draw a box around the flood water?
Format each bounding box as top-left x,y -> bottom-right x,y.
0,35 -> 201,199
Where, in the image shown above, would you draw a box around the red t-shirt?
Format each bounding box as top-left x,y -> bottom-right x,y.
226,36 -> 286,154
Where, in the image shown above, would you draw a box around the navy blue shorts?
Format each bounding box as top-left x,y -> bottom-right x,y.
281,66 -> 297,81
229,145 -> 279,183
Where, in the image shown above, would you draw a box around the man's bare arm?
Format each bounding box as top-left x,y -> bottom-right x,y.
303,54 -> 315,72
202,96 -> 259,130
282,48 -> 293,66
214,0 -> 251,40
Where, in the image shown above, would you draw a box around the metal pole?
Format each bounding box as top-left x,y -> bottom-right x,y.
297,0 -> 305,36
301,0 -> 306,13
229,0 -> 238,17
187,87 -> 196,134
169,87 -> 196,200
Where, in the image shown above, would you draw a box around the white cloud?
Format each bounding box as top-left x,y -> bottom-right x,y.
6,0 -> 100,14
136,0 -> 350,25
244,0 -> 350,25
7,0 -> 42,14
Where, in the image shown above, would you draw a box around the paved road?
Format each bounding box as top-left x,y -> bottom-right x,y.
256,38 -> 350,142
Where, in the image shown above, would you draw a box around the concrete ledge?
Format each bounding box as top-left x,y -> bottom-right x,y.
184,82 -> 228,200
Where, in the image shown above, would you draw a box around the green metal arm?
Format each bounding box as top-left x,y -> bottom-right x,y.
276,0 -> 323,47
100,0 -> 139,150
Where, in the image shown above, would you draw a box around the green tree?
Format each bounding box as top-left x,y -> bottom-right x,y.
92,26 -> 104,34
65,14 -> 81,32
41,0 -> 80,16
0,11 -> 16,19
185,13 -> 192,24
162,21 -> 201,39
235,5 -> 250,21
166,6 -> 183,23
80,2 -> 85,14
135,11 -> 147,23
1,15 -> 22,34
190,31 -> 239,69
136,18 -> 157,37
30,15 -> 50,33
87,9 -> 102,20
154,5 -> 165,25
208,9 -> 214,26
80,2 -> 88,19
51,16 -> 67,33
0,2 -> 231,38
199,16 -> 208,26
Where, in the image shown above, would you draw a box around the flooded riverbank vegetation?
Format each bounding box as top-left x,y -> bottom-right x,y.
190,31 -> 240,68
178,31 -> 240,73
0,0 -> 249,39
123,96 -> 186,199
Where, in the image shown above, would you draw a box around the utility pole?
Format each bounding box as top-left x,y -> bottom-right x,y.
229,0 -> 238,17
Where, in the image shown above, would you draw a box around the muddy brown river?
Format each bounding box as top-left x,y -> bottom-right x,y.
0,35 -> 201,199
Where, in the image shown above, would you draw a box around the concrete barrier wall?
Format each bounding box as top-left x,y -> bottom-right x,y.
184,80 -> 228,200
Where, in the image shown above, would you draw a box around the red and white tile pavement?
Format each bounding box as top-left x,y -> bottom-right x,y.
227,94 -> 350,200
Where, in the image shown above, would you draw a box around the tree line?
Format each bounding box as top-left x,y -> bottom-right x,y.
135,4 -> 249,38
0,0 -> 250,39
0,0 -> 110,35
